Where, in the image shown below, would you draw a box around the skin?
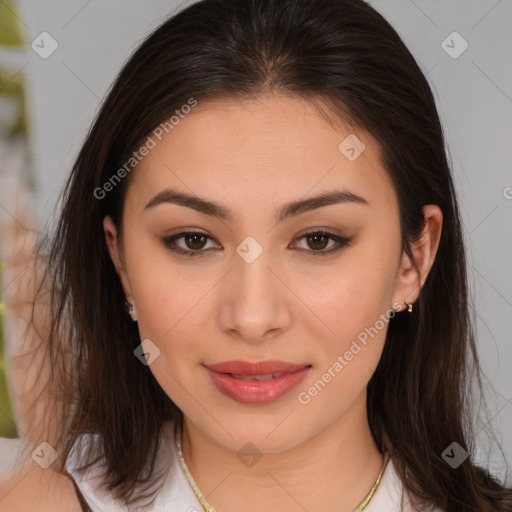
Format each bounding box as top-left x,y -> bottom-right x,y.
0,463 -> 81,512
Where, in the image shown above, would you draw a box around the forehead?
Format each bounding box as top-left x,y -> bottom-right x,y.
126,93 -> 395,213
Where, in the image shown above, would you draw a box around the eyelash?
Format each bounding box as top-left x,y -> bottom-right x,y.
162,230 -> 352,257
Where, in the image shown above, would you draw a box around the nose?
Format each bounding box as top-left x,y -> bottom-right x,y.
218,247 -> 292,344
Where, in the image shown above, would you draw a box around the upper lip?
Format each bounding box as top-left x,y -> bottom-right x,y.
204,360 -> 311,375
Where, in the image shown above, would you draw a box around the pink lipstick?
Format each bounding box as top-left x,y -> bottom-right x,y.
203,360 -> 311,404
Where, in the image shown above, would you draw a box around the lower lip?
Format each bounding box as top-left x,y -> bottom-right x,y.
204,366 -> 311,404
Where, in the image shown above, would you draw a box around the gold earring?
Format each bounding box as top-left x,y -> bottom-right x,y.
405,301 -> 413,313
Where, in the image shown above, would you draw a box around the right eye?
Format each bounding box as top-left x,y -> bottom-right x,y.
163,231 -> 220,256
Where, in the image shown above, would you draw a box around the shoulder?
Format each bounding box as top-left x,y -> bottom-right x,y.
0,461 -> 80,512
64,419 -> 203,511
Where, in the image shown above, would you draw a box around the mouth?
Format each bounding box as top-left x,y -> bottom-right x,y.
227,372 -> 293,381
203,360 -> 312,404
204,360 -> 311,375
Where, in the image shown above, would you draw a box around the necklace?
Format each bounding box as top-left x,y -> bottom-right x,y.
174,422 -> 389,512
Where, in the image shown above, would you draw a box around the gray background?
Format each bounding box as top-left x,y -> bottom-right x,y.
1,0 -> 511,481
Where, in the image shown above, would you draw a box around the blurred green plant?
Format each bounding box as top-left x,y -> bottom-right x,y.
0,0 -> 26,47
0,68 -> 26,135
0,0 -> 26,439
0,0 -> 27,136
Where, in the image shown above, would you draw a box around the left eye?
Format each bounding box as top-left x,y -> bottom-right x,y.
292,231 -> 351,254
163,230 -> 351,257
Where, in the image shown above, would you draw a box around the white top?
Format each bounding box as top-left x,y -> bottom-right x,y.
65,421 -> 443,512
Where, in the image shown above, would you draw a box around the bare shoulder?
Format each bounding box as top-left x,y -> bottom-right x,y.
0,461 -> 81,512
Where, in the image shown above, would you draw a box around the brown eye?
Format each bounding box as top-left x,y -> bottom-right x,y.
184,233 -> 208,250
163,230 -> 352,258
306,233 -> 330,251
293,231 -> 352,256
163,231 -> 219,256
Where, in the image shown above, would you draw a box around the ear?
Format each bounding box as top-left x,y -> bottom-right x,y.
103,215 -> 133,298
392,205 -> 443,310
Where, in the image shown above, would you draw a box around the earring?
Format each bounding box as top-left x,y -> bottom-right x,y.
404,301 -> 413,313
125,297 -> 138,322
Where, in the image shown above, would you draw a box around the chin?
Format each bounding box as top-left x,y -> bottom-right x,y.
204,413 -> 314,454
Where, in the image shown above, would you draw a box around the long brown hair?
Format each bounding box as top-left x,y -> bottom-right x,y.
13,0 -> 512,510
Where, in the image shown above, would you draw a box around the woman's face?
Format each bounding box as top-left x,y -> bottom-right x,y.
104,92 -> 432,453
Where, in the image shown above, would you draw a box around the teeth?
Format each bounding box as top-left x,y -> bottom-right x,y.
230,373 -> 285,381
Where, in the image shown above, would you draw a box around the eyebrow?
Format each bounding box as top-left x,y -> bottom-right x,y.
144,187 -> 369,223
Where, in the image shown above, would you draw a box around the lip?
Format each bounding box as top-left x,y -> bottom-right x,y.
205,360 -> 310,375
203,360 -> 312,405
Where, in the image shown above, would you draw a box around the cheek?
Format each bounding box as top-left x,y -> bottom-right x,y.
295,264 -> 394,420
129,265 -> 209,410
135,271 -> 209,351
122,225 -> 207,338
310,240 -> 400,345
298,234 -> 401,407
312,280 -> 388,389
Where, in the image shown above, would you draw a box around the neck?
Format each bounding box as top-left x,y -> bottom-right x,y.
180,393 -> 385,512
